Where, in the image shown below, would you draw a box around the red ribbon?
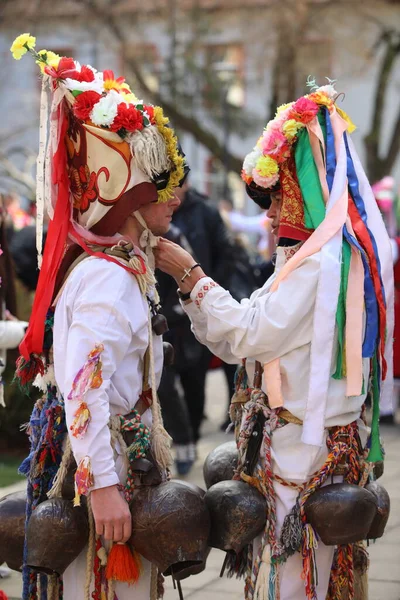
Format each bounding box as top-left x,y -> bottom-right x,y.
20,109 -> 71,360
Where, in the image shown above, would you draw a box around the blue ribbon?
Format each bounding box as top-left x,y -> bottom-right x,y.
325,110 -> 378,357
344,133 -> 386,307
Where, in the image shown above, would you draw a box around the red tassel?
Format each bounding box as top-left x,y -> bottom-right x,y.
105,543 -> 141,584
14,354 -> 45,393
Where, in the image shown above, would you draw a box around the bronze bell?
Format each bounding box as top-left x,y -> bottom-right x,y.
163,341 -> 175,366
169,480 -> 211,581
0,490 -> 27,572
304,483 -> 377,546
129,480 -> 210,576
152,313 -> 169,336
365,480 -> 390,539
203,441 -> 238,489
26,498 -> 89,575
205,480 -> 266,553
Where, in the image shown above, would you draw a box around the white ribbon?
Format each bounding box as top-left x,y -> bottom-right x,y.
35,76 -> 50,269
134,210 -> 159,271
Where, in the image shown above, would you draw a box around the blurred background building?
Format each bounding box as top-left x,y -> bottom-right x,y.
0,0 -> 400,211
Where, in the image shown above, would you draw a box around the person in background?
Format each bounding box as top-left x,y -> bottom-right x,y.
0,195 -> 28,408
156,223 -> 196,475
172,181 -> 235,441
372,176 -> 400,423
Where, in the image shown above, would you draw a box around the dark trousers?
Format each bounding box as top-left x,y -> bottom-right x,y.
157,365 -> 194,446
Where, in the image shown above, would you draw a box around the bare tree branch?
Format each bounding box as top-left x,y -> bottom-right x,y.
83,0 -> 244,174
0,151 -> 36,199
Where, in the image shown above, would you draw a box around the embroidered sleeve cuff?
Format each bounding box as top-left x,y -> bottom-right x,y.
190,277 -> 220,309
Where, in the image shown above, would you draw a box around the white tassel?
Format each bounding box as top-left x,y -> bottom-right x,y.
33,363 -> 56,392
148,312 -> 173,471
255,544 -> 272,600
128,126 -> 171,178
47,437 -> 72,498
134,210 -> 160,277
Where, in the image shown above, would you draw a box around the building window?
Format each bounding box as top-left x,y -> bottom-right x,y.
204,43 -> 245,108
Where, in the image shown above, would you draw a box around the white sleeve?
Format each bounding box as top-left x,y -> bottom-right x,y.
62,266 -> 140,493
0,320 -> 28,350
183,254 -> 320,365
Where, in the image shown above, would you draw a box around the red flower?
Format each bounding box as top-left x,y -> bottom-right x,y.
70,165 -> 98,212
289,97 -> 319,124
44,56 -> 77,80
144,104 -> 155,124
75,65 -> 95,83
73,91 -> 102,121
110,104 -> 144,133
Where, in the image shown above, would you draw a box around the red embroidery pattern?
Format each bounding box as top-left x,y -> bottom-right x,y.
194,280 -> 219,308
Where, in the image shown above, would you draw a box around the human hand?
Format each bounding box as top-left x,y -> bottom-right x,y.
5,310 -> 18,322
155,238 -> 205,287
90,485 -> 131,543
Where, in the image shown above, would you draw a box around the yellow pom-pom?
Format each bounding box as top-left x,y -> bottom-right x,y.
10,33 -> 36,60
282,119 -> 303,141
105,543 -> 142,584
255,155 -> 279,178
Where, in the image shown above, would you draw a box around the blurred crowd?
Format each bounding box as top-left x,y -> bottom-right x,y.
1,175 -> 399,475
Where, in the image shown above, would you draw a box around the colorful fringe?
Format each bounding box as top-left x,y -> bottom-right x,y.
68,343 -> 104,439
299,422 -> 365,600
233,387 -> 287,599
118,410 -> 151,502
19,381 -> 67,600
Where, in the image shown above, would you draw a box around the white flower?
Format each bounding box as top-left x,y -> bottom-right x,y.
90,90 -> 123,127
243,146 -> 262,175
316,84 -> 337,98
64,76 -> 104,94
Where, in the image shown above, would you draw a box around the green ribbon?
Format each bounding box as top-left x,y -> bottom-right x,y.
294,127 -> 326,230
333,240 -> 351,379
367,354 -> 383,463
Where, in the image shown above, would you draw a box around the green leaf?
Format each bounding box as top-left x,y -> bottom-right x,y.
71,90 -> 83,97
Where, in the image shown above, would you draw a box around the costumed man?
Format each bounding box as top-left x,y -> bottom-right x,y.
10,33 -> 188,600
372,176 -> 400,423
156,83 -> 394,600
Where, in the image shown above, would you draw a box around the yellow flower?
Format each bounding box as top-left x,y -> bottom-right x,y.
121,91 -> 139,104
36,49 -> 61,73
255,155 -> 279,178
307,91 -> 333,109
10,33 -> 36,60
282,119 -> 303,141
276,102 -> 293,115
153,106 -> 185,203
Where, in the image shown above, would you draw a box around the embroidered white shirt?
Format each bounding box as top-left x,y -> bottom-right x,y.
53,256 -> 163,491
183,246 -> 368,434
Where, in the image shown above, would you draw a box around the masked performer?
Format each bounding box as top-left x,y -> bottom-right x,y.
10,33 -> 188,600
156,83 -> 394,600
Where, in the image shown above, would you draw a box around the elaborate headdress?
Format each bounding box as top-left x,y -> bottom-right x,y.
242,81 -> 394,460
10,33 -> 189,370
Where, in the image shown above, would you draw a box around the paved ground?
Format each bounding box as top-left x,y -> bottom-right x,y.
1,370 -> 400,599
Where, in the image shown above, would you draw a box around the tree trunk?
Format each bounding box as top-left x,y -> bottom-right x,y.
364,31 -> 400,181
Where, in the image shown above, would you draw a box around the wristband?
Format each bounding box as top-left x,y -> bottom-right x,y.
180,263 -> 201,283
177,288 -> 192,301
